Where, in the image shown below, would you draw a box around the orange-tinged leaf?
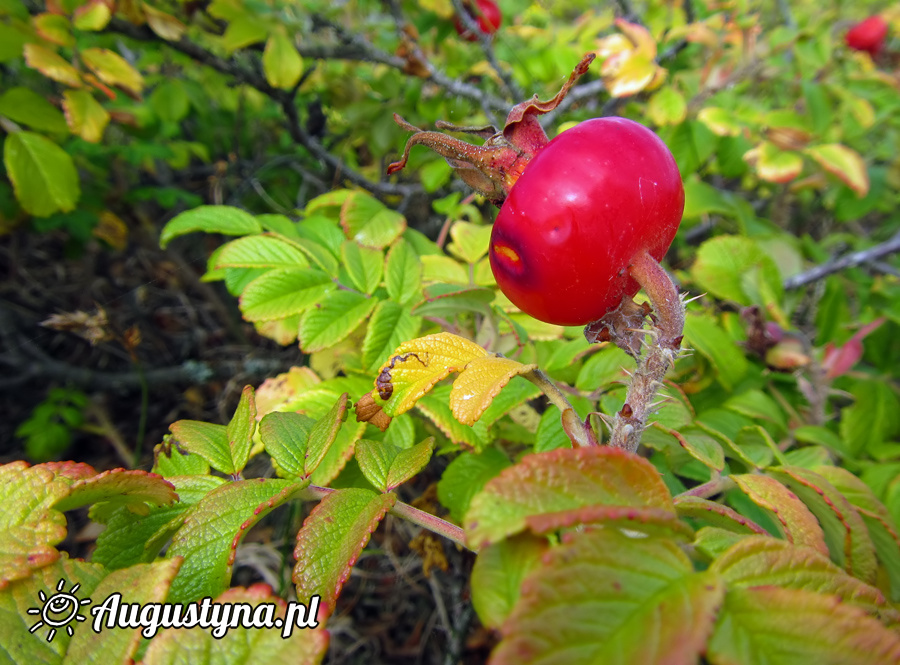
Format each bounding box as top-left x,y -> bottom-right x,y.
711,536 -> 886,614
744,141 -> 803,183
374,332 -> 489,417
23,43 -> 81,87
732,474 -> 829,556
464,446 -> 673,548
707,587 -> 900,665
769,466 -> 878,583
806,143 -> 870,197
62,88 -> 109,142
81,47 -> 144,96
92,210 -> 128,249
53,468 -> 177,518
33,13 -> 74,46
615,18 -> 658,57
525,504 -> 694,541
449,355 -> 537,426
142,2 -> 186,41
674,495 -> 769,535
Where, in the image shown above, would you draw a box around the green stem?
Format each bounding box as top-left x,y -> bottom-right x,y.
524,368 -> 593,447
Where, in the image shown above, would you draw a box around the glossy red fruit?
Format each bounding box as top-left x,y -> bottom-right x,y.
845,15 -> 889,56
489,117 -> 684,326
454,0 -> 502,41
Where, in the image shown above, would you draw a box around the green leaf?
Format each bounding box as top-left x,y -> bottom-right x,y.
152,446 -> 210,477
225,385 -> 256,475
160,206 -> 261,248
446,221 -> 492,264
305,392 -> 351,482
293,488 -> 396,620
239,268 -> 334,322
143,585 -> 328,664
732,473 -> 829,556
647,86 -> 687,125
259,411 -> 316,479
384,238 -> 422,305
0,87 -> 68,133
659,425 -> 725,472
839,379 -> 900,457
92,476 -> 226,570
298,290 -> 377,353
471,534 -> 547,630
711,535 -> 887,614
167,479 -> 308,603
412,285 -> 495,318
437,448 -> 510,523
707,587 -> 900,665
575,345 -> 634,391
355,437 -> 434,492
675,496 -> 769,535
416,386 -> 490,450
0,23 -> 29,63
340,240 -> 384,295
340,192 -> 406,248
534,407 -> 575,452
148,79 -> 190,123
768,467 -> 878,583
682,177 -> 735,220
262,31 -> 303,90
222,15 -> 268,52
0,462 -> 69,587
465,447 -> 675,548
4,131 -> 80,217
361,301 -> 422,374
492,530 -> 725,665
691,235 -> 784,306
216,234 -> 310,269
683,313 -> 748,390
168,421 -> 233,475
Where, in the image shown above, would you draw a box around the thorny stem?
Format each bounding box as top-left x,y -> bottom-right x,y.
609,251 -> 685,452
301,484 -> 471,551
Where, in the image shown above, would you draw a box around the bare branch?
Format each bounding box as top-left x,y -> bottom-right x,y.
784,230 -> 900,290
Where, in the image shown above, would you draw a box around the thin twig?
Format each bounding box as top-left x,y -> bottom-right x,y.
784,230 -> 900,290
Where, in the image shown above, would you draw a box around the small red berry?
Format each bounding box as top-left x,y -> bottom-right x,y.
489,118 -> 684,326
845,15 -> 889,56
454,0 -> 502,41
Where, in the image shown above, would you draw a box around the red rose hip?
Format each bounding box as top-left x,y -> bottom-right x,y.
845,16 -> 889,56
454,0 -> 502,41
489,117 -> 684,326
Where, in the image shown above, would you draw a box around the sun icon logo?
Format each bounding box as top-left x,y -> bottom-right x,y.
27,579 -> 92,643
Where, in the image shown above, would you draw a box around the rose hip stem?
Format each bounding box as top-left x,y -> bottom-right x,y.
609,251 -> 685,452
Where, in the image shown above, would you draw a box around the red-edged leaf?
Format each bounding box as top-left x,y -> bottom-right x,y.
0,462 -> 71,588
492,530 -> 725,665
167,479 -> 308,603
293,488 -> 396,621
525,505 -> 694,540
707,587 -> 900,665
464,447 -> 673,549
806,143 -> 870,197
23,44 -> 81,86
768,466 -> 878,583
814,465 -> 900,601
52,468 -> 176,517
143,584 -> 328,664
711,536 -> 886,614
674,495 -> 769,535
732,473 -> 829,557
80,47 -> 143,97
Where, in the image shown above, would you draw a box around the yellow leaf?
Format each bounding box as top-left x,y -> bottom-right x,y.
62,89 -> 109,142
142,3 -> 186,41
698,107 -> 742,137
24,44 -> 81,87
374,333 -> 489,417
33,13 -> 75,46
805,144 -> 870,197
421,254 -> 468,284
92,210 -> 128,249
744,142 -> 803,184
615,18 -> 658,58
81,47 -> 144,96
450,356 -> 537,426
73,1 -> 112,31
418,0 -> 454,18
606,54 -> 657,97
